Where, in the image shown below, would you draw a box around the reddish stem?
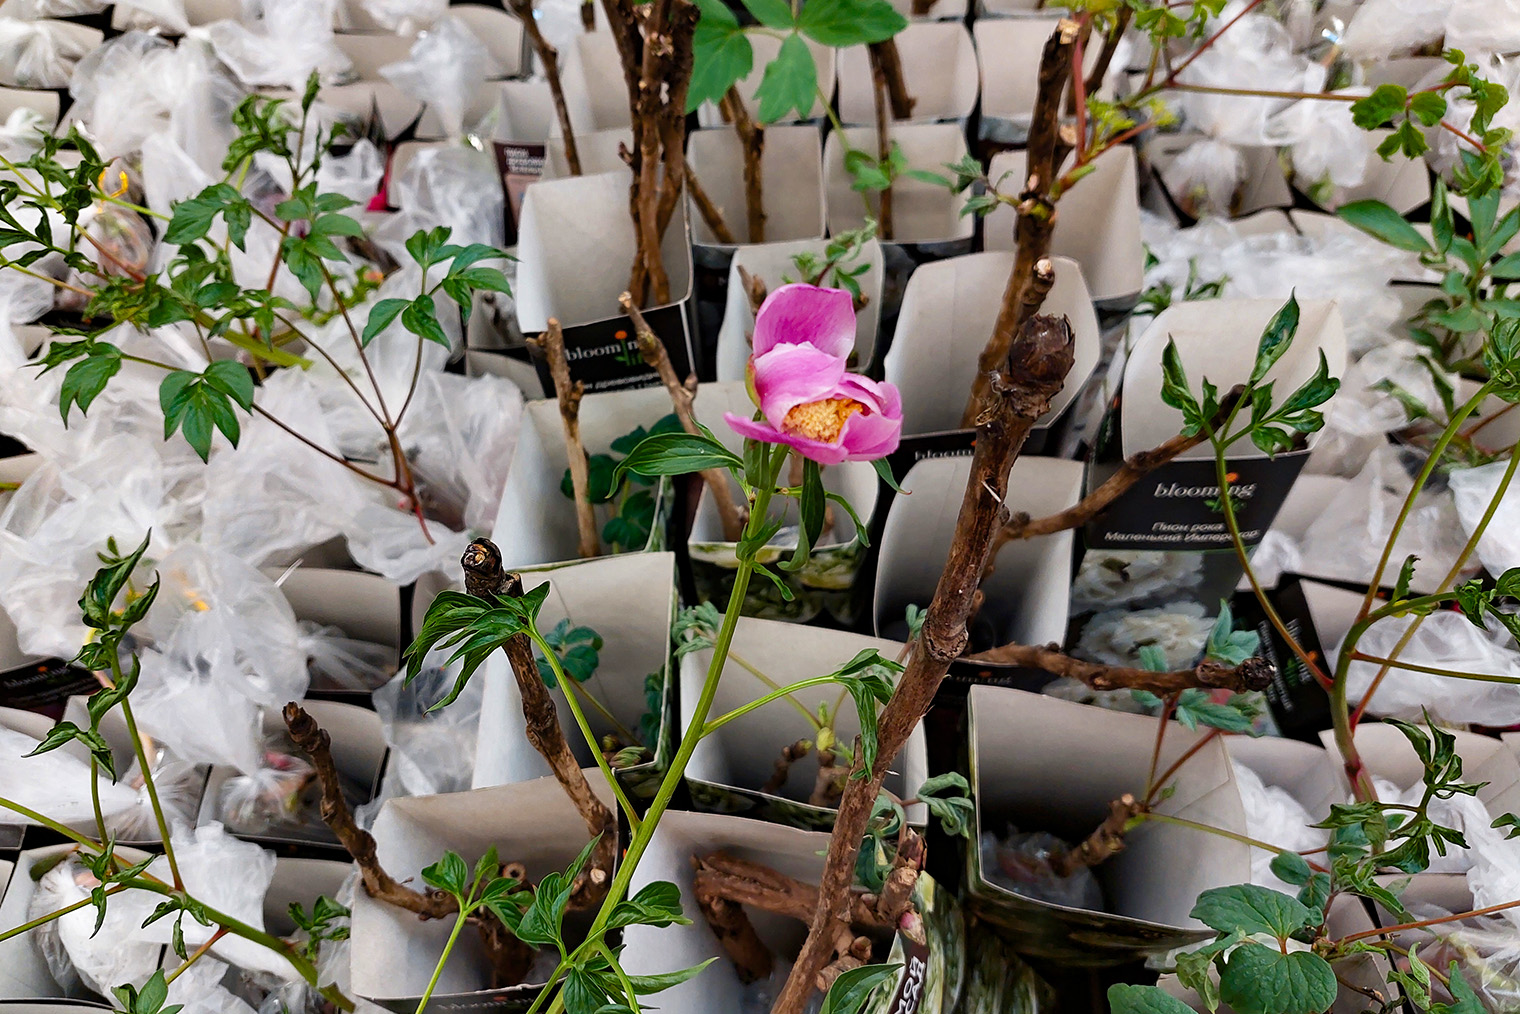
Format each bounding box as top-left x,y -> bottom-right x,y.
1340,898 -> 1520,943
1162,0 -> 1267,86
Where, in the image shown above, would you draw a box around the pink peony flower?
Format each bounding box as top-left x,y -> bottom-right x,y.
723,283 -> 903,465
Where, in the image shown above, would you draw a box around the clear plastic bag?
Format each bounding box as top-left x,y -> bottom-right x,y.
1449,459 -> 1520,578
30,855 -> 167,996
360,0 -> 448,33
380,15 -> 492,140
0,725 -> 141,828
979,828 -> 1104,910
362,660 -> 481,810
372,145 -> 507,256
2,0 -> 109,16
301,621 -> 396,692
0,19 -> 95,89
108,750 -> 203,841
1232,760 -> 1327,894
1343,611 -> 1520,725
201,0 -> 353,92
1341,0 -> 1452,59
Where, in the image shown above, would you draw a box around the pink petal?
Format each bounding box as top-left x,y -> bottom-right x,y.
723,412 -> 852,464
837,374 -> 903,419
751,343 -> 848,429
838,406 -> 903,460
752,283 -> 857,359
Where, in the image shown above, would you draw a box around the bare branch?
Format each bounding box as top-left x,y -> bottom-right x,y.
961,643 -> 1276,694
508,0 -> 581,176
687,164 -> 738,245
1049,794 -> 1144,877
528,320 -> 600,559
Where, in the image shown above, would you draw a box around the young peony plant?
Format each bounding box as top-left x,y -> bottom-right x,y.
725,284 -> 903,465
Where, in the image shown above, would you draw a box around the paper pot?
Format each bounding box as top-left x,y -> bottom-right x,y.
561,32 -> 630,132
333,31 -> 416,81
974,17 -> 1105,150
1144,134 -> 1293,222
350,775 -> 615,1013
0,843 -> 155,999
679,618 -> 928,829
470,551 -> 676,801
711,237 -> 884,382
693,34 -> 836,129
196,700 -> 387,855
984,147 -> 1145,309
276,566 -> 404,700
873,455 -> 1082,683
889,0 -> 967,20
109,0 -> 242,29
683,384 -> 880,624
515,172 -> 697,394
416,81 -> 513,141
540,128 -> 632,181
1290,128 -> 1431,215
0,88 -> 58,132
489,383 -> 686,569
449,4 -> 526,79
686,125 -> 827,364
823,124 -> 975,342
882,252 -> 1100,452
620,810 -> 987,1013
1069,298 -> 1348,666
315,82 -> 423,142
966,685 -> 1251,962
836,23 -> 978,126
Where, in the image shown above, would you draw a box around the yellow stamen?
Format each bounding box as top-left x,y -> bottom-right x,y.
96,169 -> 129,200
782,397 -> 866,443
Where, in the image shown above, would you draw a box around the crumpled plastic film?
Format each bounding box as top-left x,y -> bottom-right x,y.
201,0 -> 353,92
1343,611 -> 1520,725
1296,445 -> 1472,589
372,145 -> 507,258
360,0 -> 448,34
1232,760 -> 1327,894
1449,458 -> 1520,577
29,855 -> 166,996
361,659 -> 481,814
380,15 -> 492,140
979,828 -> 1104,910
2,0 -> 108,16
0,19 -> 94,89
0,725 -> 141,828
1160,137 -> 1247,219
301,620 -> 396,692
1340,0 -> 1451,58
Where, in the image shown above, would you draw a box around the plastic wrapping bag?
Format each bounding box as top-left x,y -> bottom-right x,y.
979,828 -> 1104,909
107,750 -> 204,841
1274,89 -> 1375,199
361,0 -> 448,33
29,855 -> 166,996
0,106 -> 49,160
202,0 -> 353,92
1074,602 -> 1216,670
1295,445 -> 1473,590
1310,341 -> 1441,476
1160,138 -> 1246,219
1342,611 -> 1520,725
1232,760 -> 1327,894
379,16 -> 492,140
3,0 -> 109,16
301,621 -> 396,692
70,33 -> 243,170
372,145 -> 507,257
0,725 -> 142,828
217,732 -> 367,840
1175,9 -> 1323,145
0,19 -> 94,89
1340,0 -> 1450,58
110,0 -> 193,33
362,660 -> 481,812
1449,458 -> 1520,577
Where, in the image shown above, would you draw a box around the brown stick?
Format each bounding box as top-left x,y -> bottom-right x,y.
693,853 -> 893,929
508,0 -> 581,176
653,1 -> 699,240
528,320 -> 600,559
961,643 -> 1276,694
772,314 -> 1077,1014
867,45 -> 894,241
619,291 -> 746,541
984,388 -> 1241,578
808,748 -> 847,809
960,19 -> 1078,428
687,164 -> 738,244
460,540 -> 617,905
762,738 -> 812,795
720,87 -> 766,243
737,266 -> 768,316
694,862 -> 775,984
580,0 -> 595,29
1083,7 -> 1131,99
283,703 -> 457,920
908,0 -> 936,16
867,39 -> 915,120
1049,793 -> 1145,877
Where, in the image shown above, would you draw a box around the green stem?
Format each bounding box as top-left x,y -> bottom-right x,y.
0,885 -> 126,943
89,755 -> 111,863
728,649 -> 822,730
701,676 -> 839,737
1347,653 -> 1520,684
596,942 -> 640,1012
165,927 -> 228,984
414,909 -> 470,1014
562,674 -> 642,750
531,631 -> 643,832
0,796 -> 105,851
109,654 -> 182,889
1139,812 -> 1326,870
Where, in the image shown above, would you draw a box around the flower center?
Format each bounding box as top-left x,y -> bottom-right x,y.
782,397 -> 866,443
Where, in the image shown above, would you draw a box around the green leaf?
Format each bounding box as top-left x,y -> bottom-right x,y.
872,456 -> 904,492
780,458 -> 825,573
688,2 -> 752,113
607,881 -> 691,929
1349,84 -> 1407,129
401,294 -> 451,348
797,0 -> 905,46
755,33 -> 818,123
1218,944 -> 1336,1014
59,346 -> 123,423
1189,884 -> 1315,939
741,0 -> 793,27
1269,850 -> 1312,886
202,360 -> 254,410
1408,91 -> 1447,127
78,531 -> 153,632
1492,251 -> 1520,280
1249,293 -> 1300,385
612,431 -> 743,485
1106,984 -> 1200,1014
834,650 -> 900,777
916,772 -> 974,839
818,962 -> 901,1014
1337,200 -> 1432,253
362,298 -> 410,345
422,851 -> 470,898
1159,338 -> 1204,436
625,958 -> 717,995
